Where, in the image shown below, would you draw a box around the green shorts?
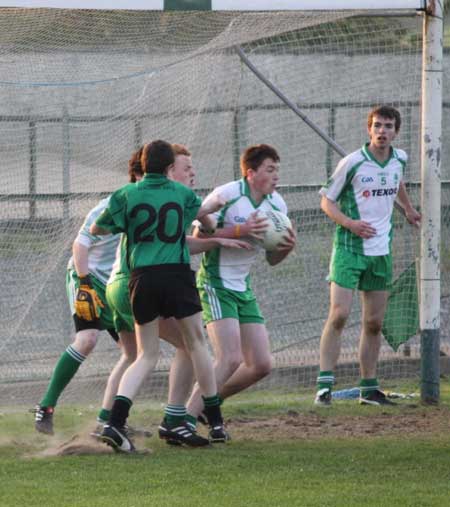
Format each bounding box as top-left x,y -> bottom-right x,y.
198,283 -> 264,325
106,274 -> 134,333
328,247 -> 392,291
66,269 -> 115,331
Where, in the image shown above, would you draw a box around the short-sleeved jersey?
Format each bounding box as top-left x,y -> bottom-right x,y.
319,144 -> 406,256
95,173 -> 201,270
67,197 -> 119,285
197,178 -> 287,292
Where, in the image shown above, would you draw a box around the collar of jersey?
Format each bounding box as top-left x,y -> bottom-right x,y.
240,177 -> 269,208
361,143 -> 394,169
142,173 -> 169,184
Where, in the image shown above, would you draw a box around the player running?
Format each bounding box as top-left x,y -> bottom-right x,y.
184,144 -> 296,432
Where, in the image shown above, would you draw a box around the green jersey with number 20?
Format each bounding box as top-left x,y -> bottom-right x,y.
95,174 -> 201,269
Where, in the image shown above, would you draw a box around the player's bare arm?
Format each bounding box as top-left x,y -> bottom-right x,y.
265,227 -> 296,266
321,195 -> 376,239
186,236 -> 253,254
194,195 -> 224,234
396,181 -> 421,227
72,240 -> 90,276
196,193 -> 226,218
71,239 -> 104,321
195,210 -> 269,241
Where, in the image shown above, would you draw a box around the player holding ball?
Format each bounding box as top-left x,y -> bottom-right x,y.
184,144 -> 296,432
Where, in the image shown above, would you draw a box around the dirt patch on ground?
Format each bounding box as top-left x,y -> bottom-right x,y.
7,403 -> 450,457
34,433 -> 153,457
42,434 -> 115,456
225,405 -> 450,441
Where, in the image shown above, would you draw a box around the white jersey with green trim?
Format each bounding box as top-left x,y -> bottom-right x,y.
67,197 -> 120,285
197,178 -> 287,292
319,144 -> 406,256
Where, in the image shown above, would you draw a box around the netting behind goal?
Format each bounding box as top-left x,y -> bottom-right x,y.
0,8 -> 446,406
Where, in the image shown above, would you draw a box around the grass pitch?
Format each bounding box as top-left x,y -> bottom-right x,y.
1,383 -> 450,507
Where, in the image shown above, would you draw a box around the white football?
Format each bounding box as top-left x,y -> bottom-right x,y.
258,209 -> 292,251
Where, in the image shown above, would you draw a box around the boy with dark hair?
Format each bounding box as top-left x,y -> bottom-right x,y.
91,140 -> 228,452
315,105 -> 420,406
184,143 -> 296,430
95,143 -> 250,446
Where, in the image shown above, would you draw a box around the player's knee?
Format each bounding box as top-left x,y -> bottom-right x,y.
222,355 -> 242,376
329,310 -> 348,332
364,317 -> 382,336
121,351 -> 136,365
183,331 -> 207,351
73,331 -> 98,355
136,351 -> 158,369
252,357 -> 272,380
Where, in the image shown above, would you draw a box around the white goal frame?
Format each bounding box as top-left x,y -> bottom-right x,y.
0,0 -> 442,403
0,1 -> 429,11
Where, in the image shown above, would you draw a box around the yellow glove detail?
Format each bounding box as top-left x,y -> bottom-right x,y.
74,276 -> 104,321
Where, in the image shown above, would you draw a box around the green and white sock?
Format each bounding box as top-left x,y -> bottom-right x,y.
40,345 -> 86,407
164,404 -> 186,426
359,378 -> 379,398
97,409 -> 111,424
316,371 -> 334,392
185,414 -> 197,430
202,394 -> 221,408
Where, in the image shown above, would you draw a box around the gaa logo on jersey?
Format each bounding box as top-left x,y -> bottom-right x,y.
362,190 -> 371,198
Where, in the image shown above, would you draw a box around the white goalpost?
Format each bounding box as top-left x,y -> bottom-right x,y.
0,1 -> 443,406
419,0 -> 442,403
0,1 -> 428,10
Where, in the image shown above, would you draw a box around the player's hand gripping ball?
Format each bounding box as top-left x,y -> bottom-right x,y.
258,209 -> 293,251
74,275 -> 104,321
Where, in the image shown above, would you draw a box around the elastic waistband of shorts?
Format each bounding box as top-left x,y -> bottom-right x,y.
131,263 -> 191,276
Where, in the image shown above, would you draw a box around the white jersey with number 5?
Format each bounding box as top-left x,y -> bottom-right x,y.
319,144 -> 406,256
197,178 -> 287,292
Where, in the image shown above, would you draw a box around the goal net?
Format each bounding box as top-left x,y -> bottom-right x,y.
0,7 -> 442,407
